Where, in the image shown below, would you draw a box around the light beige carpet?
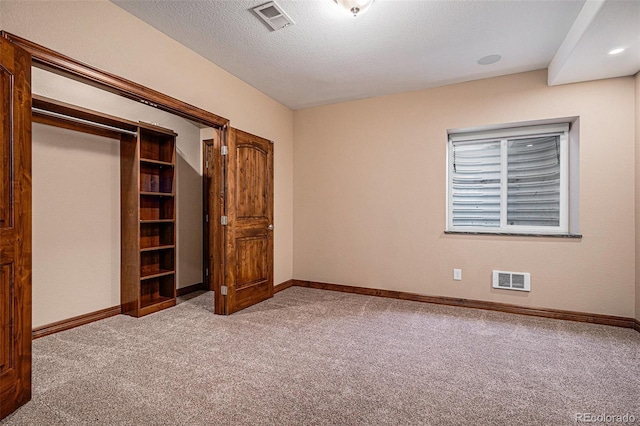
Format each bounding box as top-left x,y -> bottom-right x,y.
1,287 -> 639,425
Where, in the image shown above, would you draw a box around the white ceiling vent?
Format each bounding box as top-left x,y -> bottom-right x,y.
492,270 -> 531,292
253,2 -> 294,32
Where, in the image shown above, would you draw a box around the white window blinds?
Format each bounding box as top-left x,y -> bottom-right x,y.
506,136 -> 560,227
451,140 -> 501,228
448,123 -> 569,234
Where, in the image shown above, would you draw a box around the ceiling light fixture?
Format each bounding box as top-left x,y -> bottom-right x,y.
607,47 -> 625,55
334,0 -> 373,17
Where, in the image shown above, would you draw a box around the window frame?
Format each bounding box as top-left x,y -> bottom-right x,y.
446,123 -> 570,235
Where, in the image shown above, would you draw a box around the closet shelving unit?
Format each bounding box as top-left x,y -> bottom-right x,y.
123,126 -> 178,317
32,95 -> 178,318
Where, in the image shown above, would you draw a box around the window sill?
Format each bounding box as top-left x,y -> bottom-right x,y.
444,231 -> 582,239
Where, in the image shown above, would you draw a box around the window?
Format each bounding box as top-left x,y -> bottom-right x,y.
447,123 -> 571,235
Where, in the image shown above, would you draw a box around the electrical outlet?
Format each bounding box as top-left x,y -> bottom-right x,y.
453,269 -> 462,281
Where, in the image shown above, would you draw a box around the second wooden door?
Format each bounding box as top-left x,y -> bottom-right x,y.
223,128 -> 274,314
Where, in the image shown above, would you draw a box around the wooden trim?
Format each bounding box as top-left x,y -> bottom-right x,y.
32,306 -> 122,339
1,31 -> 229,129
291,280 -> 638,331
274,279 -> 295,293
634,319 -> 640,333
176,282 -> 206,297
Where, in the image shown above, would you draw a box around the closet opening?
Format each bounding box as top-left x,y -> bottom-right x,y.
30,66 -> 219,331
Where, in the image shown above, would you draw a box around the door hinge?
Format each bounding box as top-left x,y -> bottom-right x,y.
205,268 -> 209,276
221,285 -> 228,296
205,214 -> 209,223
206,160 -> 209,169
221,216 -> 228,226
221,146 -> 228,156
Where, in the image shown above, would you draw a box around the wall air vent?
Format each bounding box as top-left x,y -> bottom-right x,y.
492,270 -> 531,292
253,1 -> 295,31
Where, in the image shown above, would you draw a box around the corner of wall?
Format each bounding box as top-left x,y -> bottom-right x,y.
635,71 -> 640,322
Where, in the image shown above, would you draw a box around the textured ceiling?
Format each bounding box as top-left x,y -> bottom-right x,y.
111,0 -> 639,110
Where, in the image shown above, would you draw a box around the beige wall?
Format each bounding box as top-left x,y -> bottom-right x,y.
636,71 -> 640,322
294,70 -> 636,318
1,0 -> 294,324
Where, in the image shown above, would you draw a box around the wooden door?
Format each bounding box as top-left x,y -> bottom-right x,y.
223,128 -> 273,314
0,39 -> 32,419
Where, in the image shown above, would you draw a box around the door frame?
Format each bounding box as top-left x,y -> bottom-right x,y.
0,32 -> 229,130
202,129 -> 226,315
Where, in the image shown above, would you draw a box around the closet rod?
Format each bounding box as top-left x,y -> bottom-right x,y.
32,107 -> 138,137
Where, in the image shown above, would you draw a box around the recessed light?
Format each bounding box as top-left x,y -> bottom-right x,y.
608,47 -> 625,55
477,54 -> 502,65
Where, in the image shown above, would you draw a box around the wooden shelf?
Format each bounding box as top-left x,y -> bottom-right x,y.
138,298 -> 176,316
140,219 -> 174,224
140,129 -> 175,163
140,270 -> 175,280
140,295 -> 173,309
140,163 -> 174,193
33,95 -> 139,134
140,158 -> 174,167
140,245 -> 175,252
140,222 -> 174,250
140,191 -> 174,197
139,274 -> 175,314
140,193 -> 174,221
